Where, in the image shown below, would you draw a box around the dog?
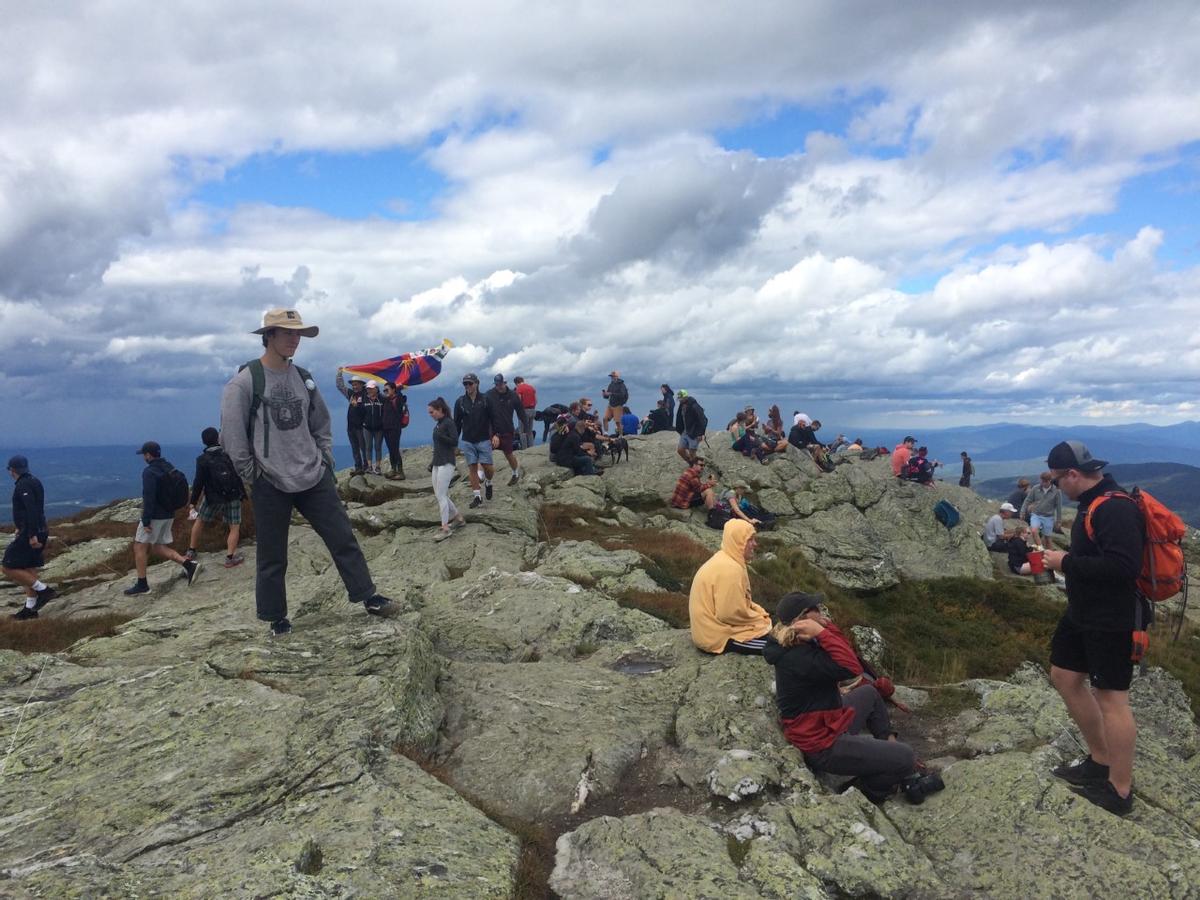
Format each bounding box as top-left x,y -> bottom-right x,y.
606,436 -> 630,465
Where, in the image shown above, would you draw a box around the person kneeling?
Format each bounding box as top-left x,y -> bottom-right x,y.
763,592 -> 945,804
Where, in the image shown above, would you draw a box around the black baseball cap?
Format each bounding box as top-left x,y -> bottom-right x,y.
136,441 -> 161,456
462,373 -> 479,384
7,455 -> 29,474
776,591 -> 826,624
1047,440 -> 1107,472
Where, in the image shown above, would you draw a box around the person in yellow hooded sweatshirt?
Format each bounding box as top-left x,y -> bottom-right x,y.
689,518 -> 772,654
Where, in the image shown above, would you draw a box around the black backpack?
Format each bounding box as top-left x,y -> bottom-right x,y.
706,502 -> 733,530
157,465 -> 190,513
692,402 -> 708,436
204,450 -> 244,502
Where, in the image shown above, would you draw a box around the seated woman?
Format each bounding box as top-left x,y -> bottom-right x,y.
763,592 -> 945,804
729,412 -> 770,463
721,484 -> 777,529
688,519 -> 771,655
552,416 -> 598,476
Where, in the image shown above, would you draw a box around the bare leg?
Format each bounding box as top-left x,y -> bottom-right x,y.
189,516 -> 204,550
226,524 -> 241,556
152,544 -> 189,565
3,566 -> 37,597
1095,689 -> 1136,796
134,541 -> 150,579
1050,666 -> 1110,766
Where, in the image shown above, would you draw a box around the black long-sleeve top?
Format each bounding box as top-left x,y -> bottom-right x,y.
431,416 -> 459,467
11,472 -> 47,539
1063,474 -> 1144,631
453,391 -> 491,443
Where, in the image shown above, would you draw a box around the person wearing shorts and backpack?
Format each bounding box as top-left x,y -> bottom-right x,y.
186,426 -> 246,569
1042,440 -> 1144,816
124,441 -> 199,596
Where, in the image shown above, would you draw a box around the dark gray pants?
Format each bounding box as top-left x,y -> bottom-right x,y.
251,468 -> 376,622
805,684 -> 915,798
348,423 -> 368,470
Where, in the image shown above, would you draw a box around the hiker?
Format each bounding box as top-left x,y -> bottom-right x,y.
890,436 -> 916,477
381,381 -> 407,480
486,374 -> 523,486
828,434 -> 850,454
674,390 -> 707,464
334,369 -> 369,475
661,384 -> 675,422
671,461 -> 717,511
601,370 -> 629,434
1007,478 -> 1032,518
186,427 -> 246,569
688,519 -> 771,654
1042,441 -> 1144,816
553,416 -> 598,476
4,455 -> 55,620
644,400 -> 672,434
536,402 -> 569,442
221,308 -> 395,636
428,397 -> 466,540
903,447 -> 939,485
619,405 -> 640,437
513,376 -> 538,448
1020,471 -> 1063,543
765,592 -> 944,804
454,373 -> 493,508
788,417 -> 819,450
124,441 -> 200,596
997,526 -> 1036,576
959,451 -> 975,487
983,502 -> 1020,551
743,406 -> 760,430
719,484 -> 776,528
360,381 -> 386,475
729,412 -> 770,463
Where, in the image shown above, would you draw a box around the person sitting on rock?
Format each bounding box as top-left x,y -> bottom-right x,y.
902,447 -> 939,485
983,502 -> 1019,551
845,437 -> 864,455
671,460 -> 716,510
552,416 -> 598,477
762,405 -> 790,452
688,519 -> 771,655
764,592 -> 944,804
891,436 -> 916,477
643,399 -> 672,434
720,484 -> 776,529
619,405 -> 640,438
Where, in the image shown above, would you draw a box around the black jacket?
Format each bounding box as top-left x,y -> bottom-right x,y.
11,472 -> 47,540
675,399 -> 706,438
646,408 -> 672,433
190,446 -> 246,506
141,458 -> 175,526
605,377 -> 628,406
485,387 -> 520,436
361,394 -> 385,431
1063,475 -> 1144,631
554,429 -> 585,467
453,391 -> 491,443
788,424 -> 818,448
382,393 -> 407,431
762,625 -> 859,719
431,416 -> 459,467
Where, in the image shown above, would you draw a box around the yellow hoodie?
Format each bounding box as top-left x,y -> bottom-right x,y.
688,519 -> 771,653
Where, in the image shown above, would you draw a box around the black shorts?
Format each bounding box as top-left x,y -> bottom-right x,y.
3,537 -> 45,570
496,433 -> 516,455
1050,616 -> 1134,691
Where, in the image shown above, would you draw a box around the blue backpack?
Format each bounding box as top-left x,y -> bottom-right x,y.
934,500 -> 961,530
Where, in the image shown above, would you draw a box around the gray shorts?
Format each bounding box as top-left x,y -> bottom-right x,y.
678,433 -> 700,451
135,519 -> 175,545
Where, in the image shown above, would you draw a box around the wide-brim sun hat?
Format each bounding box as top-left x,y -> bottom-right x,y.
252,308 -> 319,337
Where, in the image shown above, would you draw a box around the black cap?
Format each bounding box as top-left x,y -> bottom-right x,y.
1047,440 -> 1107,472
462,373 -> 479,384
903,435 -> 916,443
776,591 -> 826,624
136,441 -> 161,457
7,455 -> 29,474
493,374 -> 505,384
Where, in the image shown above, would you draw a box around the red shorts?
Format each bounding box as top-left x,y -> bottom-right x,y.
496,433 -> 516,454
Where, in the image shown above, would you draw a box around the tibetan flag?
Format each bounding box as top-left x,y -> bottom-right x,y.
341,339 -> 453,387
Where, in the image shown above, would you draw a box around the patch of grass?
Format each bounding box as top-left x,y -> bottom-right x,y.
1147,614 -> 1200,714
726,834 -> 751,868
617,590 -> 690,628
0,612 -> 136,653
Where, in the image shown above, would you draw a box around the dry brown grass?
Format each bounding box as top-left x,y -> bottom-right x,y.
0,611 -> 136,653
617,589 -> 690,628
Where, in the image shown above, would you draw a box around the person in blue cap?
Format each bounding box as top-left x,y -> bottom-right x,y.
4,455 -> 56,619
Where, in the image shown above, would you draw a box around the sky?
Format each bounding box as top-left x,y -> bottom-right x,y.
2,1 -> 1199,445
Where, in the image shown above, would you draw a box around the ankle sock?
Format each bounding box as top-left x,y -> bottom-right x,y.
25,597 -> 36,609
32,579 -> 47,591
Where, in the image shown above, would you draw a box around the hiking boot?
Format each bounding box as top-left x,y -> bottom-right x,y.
485,482 -> 494,500
13,606 -> 37,620
269,618 -> 292,637
469,496 -> 483,509
33,586 -> 57,610
185,548 -> 198,562
434,529 -> 452,542
123,581 -> 150,596
1052,755 -> 1109,787
1071,780 -> 1133,817
224,553 -> 245,569
183,560 -> 202,586
364,595 -> 393,615
507,471 -> 520,486
901,771 -> 946,805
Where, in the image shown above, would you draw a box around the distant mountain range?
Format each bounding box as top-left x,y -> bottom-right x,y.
976,461 -> 1200,527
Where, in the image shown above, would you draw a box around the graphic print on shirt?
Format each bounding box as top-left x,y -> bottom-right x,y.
267,379 -> 304,431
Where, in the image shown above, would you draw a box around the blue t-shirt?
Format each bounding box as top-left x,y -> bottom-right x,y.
620,413 -> 639,434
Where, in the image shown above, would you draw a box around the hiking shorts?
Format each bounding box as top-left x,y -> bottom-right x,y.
135,519 -> 175,545
678,433 -> 700,451
3,536 -> 44,570
1030,513 -> 1056,538
460,439 -> 493,466
199,497 -> 242,525
1050,616 -> 1134,691
494,432 -> 516,455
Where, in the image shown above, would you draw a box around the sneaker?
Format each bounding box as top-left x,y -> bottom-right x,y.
1052,755 -> 1109,787
469,495 -> 483,509
485,482 -> 494,500
183,560 -> 202,585
901,771 -> 946,805
224,553 -> 245,569
364,595 -> 393,615
13,606 -> 37,620
269,618 -> 292,637
1071,780 -> 1133,817
185,548 -> 198,562
123,581 -> 150,596
434,529 -> 452,542
450,517 -> 466,530
33,586 -> 57,610
507,472 -> 520,486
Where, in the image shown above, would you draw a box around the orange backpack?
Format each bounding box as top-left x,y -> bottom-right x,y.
1084,488 -> 1188,602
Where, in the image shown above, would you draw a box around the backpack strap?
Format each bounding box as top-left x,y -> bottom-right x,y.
239,360 -> 316,461
1082,490 -> 1132,543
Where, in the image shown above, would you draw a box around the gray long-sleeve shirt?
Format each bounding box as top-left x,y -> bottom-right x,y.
1020,483 -> 1062,521
220,361 -> 334,493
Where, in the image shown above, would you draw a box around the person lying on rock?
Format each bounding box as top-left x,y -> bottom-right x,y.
764,592 -> 945,805
688,519 -> 771,655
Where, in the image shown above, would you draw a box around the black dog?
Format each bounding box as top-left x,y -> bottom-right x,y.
607,437 -> 630,464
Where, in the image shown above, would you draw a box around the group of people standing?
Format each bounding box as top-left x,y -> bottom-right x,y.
334,371 -> 409,478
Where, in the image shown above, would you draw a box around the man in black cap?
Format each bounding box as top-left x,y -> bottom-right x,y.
4,455 -> 56,619
485,373 -> 523,486
1042,440 -> 1143,816
124,441 -> 199,596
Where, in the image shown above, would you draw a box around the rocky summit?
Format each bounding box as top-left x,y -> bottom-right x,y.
2,432 -> 1198,898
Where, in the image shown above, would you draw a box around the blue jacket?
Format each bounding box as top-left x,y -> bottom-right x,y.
11,472 -> 47,540
141,458 -> 175,525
